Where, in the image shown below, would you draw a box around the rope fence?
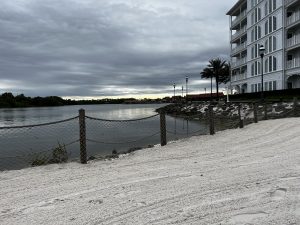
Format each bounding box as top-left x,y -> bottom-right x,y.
0,98 -> 299,170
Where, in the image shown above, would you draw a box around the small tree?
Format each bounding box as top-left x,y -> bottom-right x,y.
200,58 -> 230,100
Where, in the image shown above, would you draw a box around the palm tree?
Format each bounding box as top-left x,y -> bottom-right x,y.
200,58 -> 230,100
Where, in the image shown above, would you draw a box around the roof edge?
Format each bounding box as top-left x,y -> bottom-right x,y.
226,0 -> 247,15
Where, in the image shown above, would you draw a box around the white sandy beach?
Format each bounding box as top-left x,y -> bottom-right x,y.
0,117 -> 299,225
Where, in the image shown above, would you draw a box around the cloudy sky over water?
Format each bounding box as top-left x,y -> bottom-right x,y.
0,0 -> 237,99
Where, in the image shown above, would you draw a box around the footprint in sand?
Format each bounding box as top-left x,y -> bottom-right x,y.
228,211 -> 267,224
270,188 -> 287,201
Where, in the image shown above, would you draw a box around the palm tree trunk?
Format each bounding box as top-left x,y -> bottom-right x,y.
216,74 -> 219,100
210,76 -> 213,101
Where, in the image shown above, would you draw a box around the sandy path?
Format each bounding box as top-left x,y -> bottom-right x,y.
0,117 -> 299,224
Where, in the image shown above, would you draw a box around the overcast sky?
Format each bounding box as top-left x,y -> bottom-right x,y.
0,0 -> 237,99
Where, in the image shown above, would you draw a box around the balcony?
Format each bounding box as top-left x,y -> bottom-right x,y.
286,33 -> 300,48
232,72 -> 247,82
232,57 -> 247,68
231,26 -> 247,41
287,57 -> 300,69
231,10 -> 247,28
231,42 -> 247,55
286,10 -> 300,27
285,0 -> 298,7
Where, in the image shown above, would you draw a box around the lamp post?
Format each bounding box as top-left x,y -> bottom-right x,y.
173,83 -> 176,101
185,76 -> 188,102
259,45 -> 265,101
182,86 -> 184,98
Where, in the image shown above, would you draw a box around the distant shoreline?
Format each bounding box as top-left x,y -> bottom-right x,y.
0,92 -> 168,109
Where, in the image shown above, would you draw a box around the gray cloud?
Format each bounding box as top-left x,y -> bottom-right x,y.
0,0 -> 237,98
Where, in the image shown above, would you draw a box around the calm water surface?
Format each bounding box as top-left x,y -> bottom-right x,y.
0,104 -> 208,170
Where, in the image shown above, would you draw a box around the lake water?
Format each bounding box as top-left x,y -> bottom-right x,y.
0,104 -> 208,170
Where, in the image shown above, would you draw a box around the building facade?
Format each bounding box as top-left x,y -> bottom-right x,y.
227,0 -> 300,94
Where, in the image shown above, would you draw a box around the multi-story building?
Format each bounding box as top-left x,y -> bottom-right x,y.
227,0 -> 300,93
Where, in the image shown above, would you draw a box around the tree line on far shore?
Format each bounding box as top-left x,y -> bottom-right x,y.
0,92 -> 158,108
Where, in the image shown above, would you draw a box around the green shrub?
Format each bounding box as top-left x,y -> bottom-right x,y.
50,143 -> 68,163
29,142 -> 69,167
30,153 -> 49,167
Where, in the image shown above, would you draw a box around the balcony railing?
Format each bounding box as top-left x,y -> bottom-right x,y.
232,42 -> 247,55
232,58 -> 247,68
285,0 -> 297,6
286,10 -> 300,26
287,57 -> 300,69
231,10 -> 247,27
287,33 -> 300,48
232,72 -> 247,82
231,26 -> 247,40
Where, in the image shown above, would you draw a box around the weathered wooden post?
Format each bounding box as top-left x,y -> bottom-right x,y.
79,109 -> 87,164
264,102 -> 268,120
160,112 -> 167,146
253,102 -> 258,123
238,104 -> 244,128
293,97 -> 298,117
209,105 -> 215,135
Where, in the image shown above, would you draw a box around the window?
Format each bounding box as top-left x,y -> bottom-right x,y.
264,82 -> 268,91
258,83 -> 261,92
269,57 -> 272,72
265,20 -> 268,35
273,16 -> 277,31
251,26 -> 262,41
265,0 -> 276,15
265,56 -> 277,72
265,16 -> 277,34
251,60 -> 261,76
266,36 -> 277,53
265,39 -> 269,54
265,58 -> 268,73
251,44 -> 260,59
251,84 -> 255,92
273,56 -> 277,71
272,0 -> 276,11
272,36 -> 276,51
269,81 -> 272,90
255,84 -> 258,92
273,81 -> 277,90
251,0 -> 259,8
252,8 -> 262,25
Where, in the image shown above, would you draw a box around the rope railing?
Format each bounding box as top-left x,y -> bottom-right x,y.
85,114 -> 159,122
0,116 -> 79,130
86,131 -> 160,145
0,139 -> 79,159
0,100 -> 299,170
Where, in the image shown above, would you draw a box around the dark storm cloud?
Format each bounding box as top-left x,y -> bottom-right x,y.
0,0 -> 237,98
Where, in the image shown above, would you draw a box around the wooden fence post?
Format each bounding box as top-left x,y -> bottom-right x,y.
238,104 -> 244,128
79,109 -> 87,164
209,105 -> 215,135
253,102 -> 258,123
160,112 -> 167,146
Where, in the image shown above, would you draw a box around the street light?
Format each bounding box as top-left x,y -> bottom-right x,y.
185,76 -> 188,102
173,83 -> 176,100
259,45 -> 265,101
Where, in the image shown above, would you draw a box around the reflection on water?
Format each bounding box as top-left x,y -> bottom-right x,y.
0,104 -> 165,127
